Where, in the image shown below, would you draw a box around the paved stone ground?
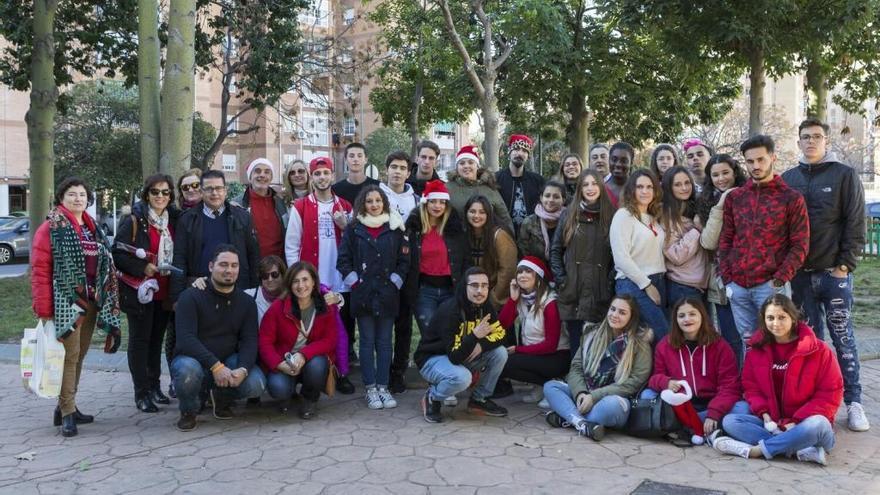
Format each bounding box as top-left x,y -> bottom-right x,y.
1,361 -> 878,495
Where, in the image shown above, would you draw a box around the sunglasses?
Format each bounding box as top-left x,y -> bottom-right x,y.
289,169 -> 308,175
149,188 -> 171,197
260,271 -> 282,280
180,183 -> 200,192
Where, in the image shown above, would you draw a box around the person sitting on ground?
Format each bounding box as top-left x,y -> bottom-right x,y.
414,267 -> 509,423
712,294 -> 843,466
172,244 -> 266,432
543,294 -> 653,442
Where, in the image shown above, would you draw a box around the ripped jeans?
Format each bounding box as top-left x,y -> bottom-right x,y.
791,270 -> 861,404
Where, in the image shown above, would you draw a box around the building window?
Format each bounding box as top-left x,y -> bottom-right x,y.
228,74 -> 238,94
342,84 -> 355,99
344,8 -> 355,25
283,154 -> 296,167
281,112 -> 296,133
228,116 -> 239,134
343,117 -> 356,136
299,0 -> 330,27
303,112 -> 329,146
222,154 -> 237,172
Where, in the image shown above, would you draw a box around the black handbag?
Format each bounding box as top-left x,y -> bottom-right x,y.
625,393 -> 681,438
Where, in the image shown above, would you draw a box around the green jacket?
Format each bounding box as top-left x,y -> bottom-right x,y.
566,323 -> 653,403
446,169 -> 513,234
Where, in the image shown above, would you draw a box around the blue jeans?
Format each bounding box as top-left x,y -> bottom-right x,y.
171,354 -> 266,414
415,284 -> 454,334
791,270 -> 861,404
639,388 -> 751,421
722,414 -> 835,459
357,316 -> 394,387
419,345 -> 508,401
727,280 -> 790,341
266,355 -> 329,402
543,380 -> 630,428
665,279 -> 704,309
616,274 -> 668,342
711,302 -> 743,370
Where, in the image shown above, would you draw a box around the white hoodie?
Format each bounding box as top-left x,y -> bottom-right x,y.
380,182 -> 419,220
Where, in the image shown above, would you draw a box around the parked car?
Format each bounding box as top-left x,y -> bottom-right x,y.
867,202 -> 880,221
0,218 -> 29,264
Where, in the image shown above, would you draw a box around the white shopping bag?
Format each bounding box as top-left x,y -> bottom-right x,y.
20,327 -> 36,390
26,320 -> 65,399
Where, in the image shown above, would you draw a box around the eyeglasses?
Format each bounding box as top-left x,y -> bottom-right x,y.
261,271 -> 281,280
799,134 -> 826,142
149,188 -> 171,197
180,183 -> 200,192
202,185 -> 226,193
466,283 -> 490,290
289,169 -> 307,175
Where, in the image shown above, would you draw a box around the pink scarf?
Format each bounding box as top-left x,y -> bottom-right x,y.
534,204 -> 564,258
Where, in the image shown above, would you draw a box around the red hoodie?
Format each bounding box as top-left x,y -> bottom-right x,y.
258,296 -> 338,374
648,336 -> 742,421
742,322 -> 843,425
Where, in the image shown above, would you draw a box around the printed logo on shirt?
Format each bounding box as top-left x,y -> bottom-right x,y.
772,362 -> 789,371
318,209 -> 335,239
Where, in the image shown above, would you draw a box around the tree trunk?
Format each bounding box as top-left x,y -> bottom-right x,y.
566,89 -> 589,159
409,80 -> 423,157
159,0 -> 197,176
138,0 -> 162,178
482,89 -> 501,172
26,0 -> 59,241
805,57 -> 828,122
747,46 -> 765,137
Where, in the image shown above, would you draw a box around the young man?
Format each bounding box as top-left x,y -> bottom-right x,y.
285,156 -> 356,394
332,142 -> 380,205
415,267 -> 509,423
589,143 -> 610,178
683,139 -> 713,185
172,245 -> 265,431
782,118 -> 869,432
171,170 -> 260,301
233,158 -> 288,259
379,150 -> 420,393
495,134 -> 545,236
408,140 -> 442,196
604,141 -> 634,207
718,134 -> 809,341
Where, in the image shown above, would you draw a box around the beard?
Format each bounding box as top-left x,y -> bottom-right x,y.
511,156 -> 525,168
212,275 -> 237,289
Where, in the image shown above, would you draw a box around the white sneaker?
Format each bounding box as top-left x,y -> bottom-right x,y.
847,402 -> 870,431
796,446 -> 827,466
537,398 -> 550,410
443,396 -> 458,407
366,387 -> 383,410
522,387 -> 543,404
712,436 -> 752,459
377,387 -> 397,409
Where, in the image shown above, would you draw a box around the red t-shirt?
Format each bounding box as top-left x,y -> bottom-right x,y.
367,225 -> 383,239
249,191 -> 283,258
419,227 -> 451,276
770,339 -> 798,414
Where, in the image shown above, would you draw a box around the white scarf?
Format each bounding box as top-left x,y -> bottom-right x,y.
147,208 -> 174,272
357,211 -> 405,231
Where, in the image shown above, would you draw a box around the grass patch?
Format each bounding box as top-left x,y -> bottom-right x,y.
854,257 -> 880,330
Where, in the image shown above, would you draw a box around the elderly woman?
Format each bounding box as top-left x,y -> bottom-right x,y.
31,177 -> 122,437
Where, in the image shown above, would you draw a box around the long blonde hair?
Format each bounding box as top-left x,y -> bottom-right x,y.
284,159 -> 310,202
419,199 -> 451,235
581,295 -> 648,383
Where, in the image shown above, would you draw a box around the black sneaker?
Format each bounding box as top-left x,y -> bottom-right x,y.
337,375 -> 355,395
421,389 -> 443,423
490,379 -> 514,399
210,390 -> 234,420
389,372 -> 407,394
177,413 -> 198,432
467,397 -> 508,417
298,400 -> 317,420
545,411 -> 566,428
575,421 -> 605,442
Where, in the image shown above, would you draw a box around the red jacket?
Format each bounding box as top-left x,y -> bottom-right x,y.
31,207 -> 100,318
742,322 -> 843,425
718,175 -> 809,287
258,296 -> 339,374
648,336 -> 742,421
286,193 -> 352,267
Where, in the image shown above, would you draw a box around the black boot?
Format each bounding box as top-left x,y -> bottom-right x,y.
136,393 -> 159,413
337,375 -> 355,395
150,387 -> 171,405
60,414 -> 78,437
490,379 -> 514,399
54,407 -> 94,426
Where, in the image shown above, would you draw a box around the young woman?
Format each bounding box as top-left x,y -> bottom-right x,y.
643,298 -> 747,442
649,144 -> 680,180
259,262 -> 338,419
284,159 -> 310,203
552,153 -> 583,198
244,256 -> 288,325
610,170 -> 668,341
446,145 -> 514,234
660,166 -> 708,305
337,185 -> 410,410
518,181 -> 566,263
543,295 -> 653,441
464,195 -> 518,309
404,180 -> 469,334
713,295 -> 843,466
550,170 -> 615,358
497,257 -> 570,403
696,154 -> 748,367
31,177 -> 122,437
113,174 -> 180,413
176,168 -> 203,210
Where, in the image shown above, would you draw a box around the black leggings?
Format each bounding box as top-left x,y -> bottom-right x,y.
340,292 -> 356,355
500,350 -> 571,386
391,295 -> 413,376
127,301 -> 170,396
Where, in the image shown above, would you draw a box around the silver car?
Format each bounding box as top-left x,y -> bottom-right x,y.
0,217 -> 30,264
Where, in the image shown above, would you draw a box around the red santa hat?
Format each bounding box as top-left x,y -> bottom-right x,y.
508,134 -> 534,153
660,381 -> 706,445
309,156 -> 334,173
455,145 -> 481,165
517,256 -> 548,280
420,179 -> 450,204
246,158 -> 275,180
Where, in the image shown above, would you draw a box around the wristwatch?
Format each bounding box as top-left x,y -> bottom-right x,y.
838,265 -> 849,273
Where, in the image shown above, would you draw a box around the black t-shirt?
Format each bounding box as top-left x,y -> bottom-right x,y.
332,177 -> 380,205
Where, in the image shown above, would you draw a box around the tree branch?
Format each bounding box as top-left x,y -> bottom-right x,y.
435,0 -> 485,98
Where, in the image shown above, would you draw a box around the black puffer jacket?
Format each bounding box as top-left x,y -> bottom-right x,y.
781,155 -> 865,272
403,208 -> 470,306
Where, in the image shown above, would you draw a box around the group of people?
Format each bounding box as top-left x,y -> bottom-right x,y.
30,118 -> 868,467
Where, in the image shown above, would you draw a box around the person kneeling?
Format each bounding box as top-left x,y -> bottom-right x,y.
172,245 -> 266,431
543,295 -> 652,441
414,267 -> 509,423
713,295 -> 843,465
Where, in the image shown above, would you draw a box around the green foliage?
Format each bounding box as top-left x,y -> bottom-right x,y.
225,181 -> 246,200
365,127 -> 411,169
191,114 -> 218,168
